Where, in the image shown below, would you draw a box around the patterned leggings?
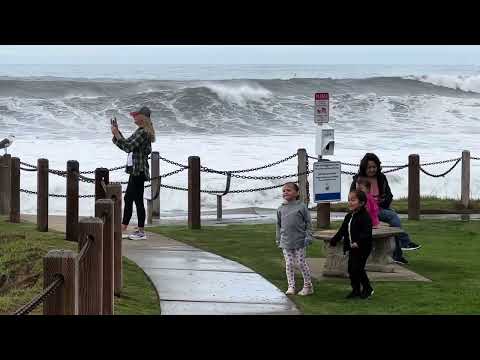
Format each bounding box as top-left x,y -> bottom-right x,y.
282,248 -> 312,289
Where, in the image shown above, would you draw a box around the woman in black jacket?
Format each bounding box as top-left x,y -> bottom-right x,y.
349,153 -> 421,264
330,190 -> 374,299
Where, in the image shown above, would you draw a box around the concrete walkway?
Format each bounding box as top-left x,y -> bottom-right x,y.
21,214 -> 300,315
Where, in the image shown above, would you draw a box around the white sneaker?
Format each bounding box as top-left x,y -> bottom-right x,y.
128,230 -> 147,240
122,233 -> 130,239
297,286 -> 314,296
285,287 -> 296,295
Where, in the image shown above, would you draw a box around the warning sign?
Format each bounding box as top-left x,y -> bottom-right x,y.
314,92 -> 329,124
313,161 -> 341,203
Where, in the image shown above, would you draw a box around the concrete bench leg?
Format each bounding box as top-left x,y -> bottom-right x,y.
366,235 -> 396,273
322,243 -> 348,278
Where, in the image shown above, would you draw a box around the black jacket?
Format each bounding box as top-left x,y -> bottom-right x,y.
329,207 -> 373,254
349,172 -> 393,209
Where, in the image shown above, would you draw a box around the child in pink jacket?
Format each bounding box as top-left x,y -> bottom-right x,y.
356,177 -> 380,228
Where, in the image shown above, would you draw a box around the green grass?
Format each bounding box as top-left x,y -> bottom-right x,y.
149,220 -> 480,314
330,196 -> 480,214
0,217 -> 160,315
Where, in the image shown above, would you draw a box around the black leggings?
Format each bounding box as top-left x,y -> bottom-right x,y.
122,174 -> 146,228
348,247 -> 372,293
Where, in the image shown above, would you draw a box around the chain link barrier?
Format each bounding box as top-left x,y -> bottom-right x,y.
12,274 -> 64,315
419,159 -> 461,178
20,167 -> 38,172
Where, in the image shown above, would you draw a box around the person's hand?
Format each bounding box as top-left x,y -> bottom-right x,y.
351,242 -> 359,248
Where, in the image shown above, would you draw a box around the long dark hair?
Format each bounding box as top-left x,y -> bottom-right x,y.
358,153 -> 382,177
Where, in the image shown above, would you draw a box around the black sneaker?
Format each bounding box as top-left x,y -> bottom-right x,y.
393,257 -> 408,265
345,291 -> 361,299
402,242 -> 422,251
360,288 -> 374,299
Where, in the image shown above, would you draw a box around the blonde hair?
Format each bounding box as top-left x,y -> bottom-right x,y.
137,114 -> 156,143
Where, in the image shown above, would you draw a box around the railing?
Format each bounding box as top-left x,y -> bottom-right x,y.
10,195 -> 119,315
1,149 -> 478,231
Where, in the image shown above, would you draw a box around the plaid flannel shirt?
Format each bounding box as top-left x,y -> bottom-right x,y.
112,128 -> 152,178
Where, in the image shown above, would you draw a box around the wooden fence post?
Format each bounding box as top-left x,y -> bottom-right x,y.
106,184 -> 123,296
43,250 -> 78,315
317,203 -> 331,228
188,156 -> 201,229
78,217 -> 103,315
408,154 -> 420,220
95,167 -> 109,201
37,158 -> 49,232
216,195 -> 222,221
297,148 -> 309,205
0,154 -> 12,215
151,151 -> 160,219
95,199 -> 114,315
461,150 -> 470,209
66,160 -> 79,241
9,157 -> 20,223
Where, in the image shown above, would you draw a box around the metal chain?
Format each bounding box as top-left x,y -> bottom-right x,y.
471,157 -> 479,160
12,274 -> 64,315
306,156 -> 406,168
20,167 -> 38,172
158,156 -> 189,169
20,161 -> 37,168
383,165 -> 409,174
420,157 -> 462,167
419,159 -> 461,178
20,188 -> 94,198
200,153 -> 298,175
200,166 -> 313,180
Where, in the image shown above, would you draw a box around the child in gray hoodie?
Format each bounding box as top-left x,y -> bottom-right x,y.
276,182 -> 314,296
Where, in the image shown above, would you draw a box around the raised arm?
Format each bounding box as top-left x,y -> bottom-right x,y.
114,129 -> 147,154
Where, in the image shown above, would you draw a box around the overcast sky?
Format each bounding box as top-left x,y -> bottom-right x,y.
0,45 -> 479,65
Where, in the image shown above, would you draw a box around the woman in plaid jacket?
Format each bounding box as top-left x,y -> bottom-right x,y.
111,106 -> 155,240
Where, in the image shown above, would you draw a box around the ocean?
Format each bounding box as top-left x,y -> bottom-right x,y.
1,64 -> 479,216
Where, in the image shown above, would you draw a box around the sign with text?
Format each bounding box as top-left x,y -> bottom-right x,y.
313,161 -> 341,203
314,92 -> 329,124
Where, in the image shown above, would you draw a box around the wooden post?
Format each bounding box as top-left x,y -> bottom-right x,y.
408,154 -> 420,220
43,250 -> 78,315
188,156 -> 201,229
317,203 -> 331,228
297,148 -> 308,204
78,217 -> 103,315
461,150 -> 470,209
95,167 -> 109,201
106,184 -> 123,296
9,157 -> 20,223
37,158 -> 49,232
216,195 -> 222,221
151,151 -> 160,219
147,200 -> 153,225
95,199 -> 114,315
0,154 -> 12,215
66,160 -> 79,241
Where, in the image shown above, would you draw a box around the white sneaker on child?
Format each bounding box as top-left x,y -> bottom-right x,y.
285,287 -> 296,295
297,286 -> 314,296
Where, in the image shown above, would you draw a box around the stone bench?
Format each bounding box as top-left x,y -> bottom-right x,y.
313,222 -> 405,277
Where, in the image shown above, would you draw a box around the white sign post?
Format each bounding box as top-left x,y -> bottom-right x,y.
313,161 -> 341,203
314,92 -> 329,124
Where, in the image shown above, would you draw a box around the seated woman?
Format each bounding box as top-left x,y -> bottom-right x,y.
349,153 -> 421,265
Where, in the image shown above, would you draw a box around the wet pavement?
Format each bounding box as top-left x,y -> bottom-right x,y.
123,233 -> 300,315
21,214 -> 300,315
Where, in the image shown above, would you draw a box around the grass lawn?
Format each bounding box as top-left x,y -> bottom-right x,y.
0,217 -> 159,315
149,220 -> 480,315
330,196 -> 480,214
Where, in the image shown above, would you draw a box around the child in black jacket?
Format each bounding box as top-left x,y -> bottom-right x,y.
330,190 -> 374,299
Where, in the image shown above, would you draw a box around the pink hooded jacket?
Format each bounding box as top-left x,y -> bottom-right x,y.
365,192 -> 380,227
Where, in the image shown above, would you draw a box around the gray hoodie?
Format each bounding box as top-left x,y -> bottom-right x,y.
276,200 -> 313,250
